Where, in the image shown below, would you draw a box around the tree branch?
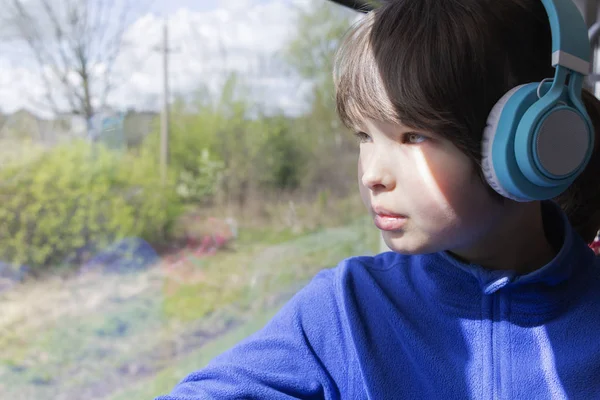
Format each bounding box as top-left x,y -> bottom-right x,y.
5,0 -> 142,118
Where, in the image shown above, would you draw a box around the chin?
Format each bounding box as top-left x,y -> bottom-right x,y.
382,238 -> 421,255
382,232 -> 436,255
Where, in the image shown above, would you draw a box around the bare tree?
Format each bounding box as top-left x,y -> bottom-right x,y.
2,0 -> 148,120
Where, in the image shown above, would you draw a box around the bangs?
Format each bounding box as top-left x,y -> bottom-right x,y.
333,0 -> 498,142
333,13 -> 399,132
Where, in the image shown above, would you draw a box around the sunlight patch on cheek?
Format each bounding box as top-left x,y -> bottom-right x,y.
414,150 -> 450,210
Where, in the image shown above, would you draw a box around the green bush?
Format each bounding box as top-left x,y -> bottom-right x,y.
143,79 -> 309,207
0,140 -> 182,275
175,148 -> 224,203
255,116 -> 306,191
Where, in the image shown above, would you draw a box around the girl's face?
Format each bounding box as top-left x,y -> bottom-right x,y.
358,119 -> 506,255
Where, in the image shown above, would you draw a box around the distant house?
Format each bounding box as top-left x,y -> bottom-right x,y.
0,109 -> 50,166
0,108 -> 158,151
0,109 -> 89,146
86,108 -> 158,149
123,110 -> 159,148
0,109 -> 44,141
53,112 -> 88,142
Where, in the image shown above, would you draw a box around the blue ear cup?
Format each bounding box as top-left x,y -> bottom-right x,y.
482,0 -> 594,201
481,76 -> 594,201
514,72 -> 593,188
482,85 -> 531,201
481,0 -> 594,202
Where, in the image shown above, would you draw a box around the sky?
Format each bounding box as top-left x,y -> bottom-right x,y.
0,0 -> 323,117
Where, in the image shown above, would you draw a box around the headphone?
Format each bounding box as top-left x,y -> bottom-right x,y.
481,0 -> 594,202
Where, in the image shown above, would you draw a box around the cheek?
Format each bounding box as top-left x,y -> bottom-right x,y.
357,155 -> 371,209
428,152 -> 498,220
413,147 -> 496,220
430,153 -> 474,200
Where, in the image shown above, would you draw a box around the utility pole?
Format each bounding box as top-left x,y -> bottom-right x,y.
160,19 -> 170,185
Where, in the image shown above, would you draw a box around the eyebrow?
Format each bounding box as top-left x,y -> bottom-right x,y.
349,123 -> 367,134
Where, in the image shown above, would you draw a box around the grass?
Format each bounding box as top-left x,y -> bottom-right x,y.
0,215 -> 379,400
109,305 -> 282,400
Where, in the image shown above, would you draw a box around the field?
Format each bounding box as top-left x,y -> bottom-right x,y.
0,217 -> 379,400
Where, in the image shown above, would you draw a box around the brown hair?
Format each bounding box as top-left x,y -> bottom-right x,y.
333,0 -> 600,243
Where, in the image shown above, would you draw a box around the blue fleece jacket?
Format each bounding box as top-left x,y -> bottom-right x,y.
156,202 -> 600,399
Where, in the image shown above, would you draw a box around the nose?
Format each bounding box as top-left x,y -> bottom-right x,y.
359,152 -> 395,191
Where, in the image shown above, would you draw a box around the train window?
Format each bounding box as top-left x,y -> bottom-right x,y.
0,1 -> 377,398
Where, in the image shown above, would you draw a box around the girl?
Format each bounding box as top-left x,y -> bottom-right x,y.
157,0 -> 600,398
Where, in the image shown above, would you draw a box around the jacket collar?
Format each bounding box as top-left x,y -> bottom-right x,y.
433,201 -> 594,294
400,201 -> 598,318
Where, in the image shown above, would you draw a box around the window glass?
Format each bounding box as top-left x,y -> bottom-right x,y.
0,1 -> 376,398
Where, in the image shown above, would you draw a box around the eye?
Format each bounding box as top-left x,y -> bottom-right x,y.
403,132 -> 427,144
354,131 -> 372,143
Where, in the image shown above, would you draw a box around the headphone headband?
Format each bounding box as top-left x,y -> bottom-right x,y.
481,0 -> 594,202
542,0 -> 591,74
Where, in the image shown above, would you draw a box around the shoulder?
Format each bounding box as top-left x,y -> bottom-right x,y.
290,252 -> 407,304
291,251 -> 423,313
285,251 -> 430,320
305,252 -> 405,290
330,251 -> 423,286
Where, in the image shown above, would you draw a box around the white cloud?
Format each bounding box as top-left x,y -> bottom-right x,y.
0,0 -> 317,117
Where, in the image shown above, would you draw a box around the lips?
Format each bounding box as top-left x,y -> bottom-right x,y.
372,207 -> 407,231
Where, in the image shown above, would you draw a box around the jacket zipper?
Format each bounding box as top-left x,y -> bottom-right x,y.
492,292 -> 499,399
484,292 -> 500,399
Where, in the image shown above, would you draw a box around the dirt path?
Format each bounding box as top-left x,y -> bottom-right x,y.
0,219 -> 376,400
